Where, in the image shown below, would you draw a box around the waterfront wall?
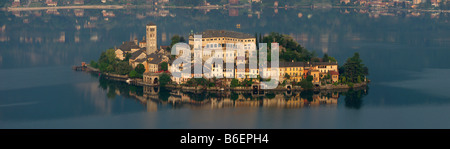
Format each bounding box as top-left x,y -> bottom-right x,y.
319,82 -> 368,90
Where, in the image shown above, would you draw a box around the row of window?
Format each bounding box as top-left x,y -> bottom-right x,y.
202,38 -> 255,42
204,43 -> 255,49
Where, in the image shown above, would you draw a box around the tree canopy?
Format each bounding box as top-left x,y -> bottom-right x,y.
160,62 -> 168,71
97,48 -> 132,75
168,35 -> 186,52
135,64 -> 146,74
323,53 -> 337,62
262,32 -> 314,62
159,73 -> 172,87
340,53 -> 369,83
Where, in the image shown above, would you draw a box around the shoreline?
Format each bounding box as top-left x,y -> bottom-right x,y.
83,66 -> 369,92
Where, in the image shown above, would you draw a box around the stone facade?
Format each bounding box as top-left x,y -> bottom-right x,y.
146,23 -> 157,54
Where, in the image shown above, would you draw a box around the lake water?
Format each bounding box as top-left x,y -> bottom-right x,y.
0,8 -> 450,128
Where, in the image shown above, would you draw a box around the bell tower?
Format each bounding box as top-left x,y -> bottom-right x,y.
146,22 -> 157,54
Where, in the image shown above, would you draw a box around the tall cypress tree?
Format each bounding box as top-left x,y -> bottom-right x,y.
255,32 -> 259,49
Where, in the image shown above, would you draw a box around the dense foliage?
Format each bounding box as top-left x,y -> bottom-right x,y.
160,62 -> 168,71
167,35 -> 186,52
299,75 -> 314,89
159,73 -> 172,87
261,32 -> 315,62
96,49 -> 132,75
185,78 -> 208,87
339,52 -> 369,83
135,64 -> 146,74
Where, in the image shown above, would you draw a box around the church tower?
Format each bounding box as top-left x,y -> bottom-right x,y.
146,22 -> 157,54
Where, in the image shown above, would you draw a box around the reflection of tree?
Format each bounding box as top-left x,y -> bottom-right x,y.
242,93 -> 252,99
265,93 -> 276,99
98,76 -> 143,99
158,87 -> 171,101
300,91 -> 314,102
342,87 -> 369,109
231,92 -> 239,100
106,85 -> 116,99
185,92 -> 208,101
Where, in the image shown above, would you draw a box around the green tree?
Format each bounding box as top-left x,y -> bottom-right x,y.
160,62 -> 168,71
323,53 -> 330,62
168,35 -> 186,51
90,60 -> 98,68
341,53 -> 368,83
231,79 -> 240,87
300,75 -> 314,90
116,61 -> 132,75
135,64 -> 146,74
129,70 -> 138,78
263,32 -> 314,62
195,78 -> 208,87
159,73 -> 172,87
284,73 -> 291,79
306,75 -> 313,82
98,49 -> 117,73
241,79 -> 253,87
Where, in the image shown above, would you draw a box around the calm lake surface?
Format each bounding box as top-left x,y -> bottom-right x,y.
0,8 -> 450,128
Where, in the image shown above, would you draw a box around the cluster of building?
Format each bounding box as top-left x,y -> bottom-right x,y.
114,23 -> 169,75
174,29 -> 340,86
114,23 -> 341,86
114,23 -> 340,87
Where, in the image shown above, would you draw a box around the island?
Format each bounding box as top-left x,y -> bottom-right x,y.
78,23 -> 369,92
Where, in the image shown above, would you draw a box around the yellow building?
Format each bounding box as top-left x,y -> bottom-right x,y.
280,61 -> 306,82
309,70 -> 320,84
312,62 -> 338,74
329,71 -> 339,83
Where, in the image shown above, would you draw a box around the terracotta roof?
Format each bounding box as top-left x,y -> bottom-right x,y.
329,71 -> 339,75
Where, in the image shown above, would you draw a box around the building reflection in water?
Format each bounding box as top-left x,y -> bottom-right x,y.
98,76 -> 369,112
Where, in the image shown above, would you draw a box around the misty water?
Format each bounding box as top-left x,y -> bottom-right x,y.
0,8 -> 450,128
